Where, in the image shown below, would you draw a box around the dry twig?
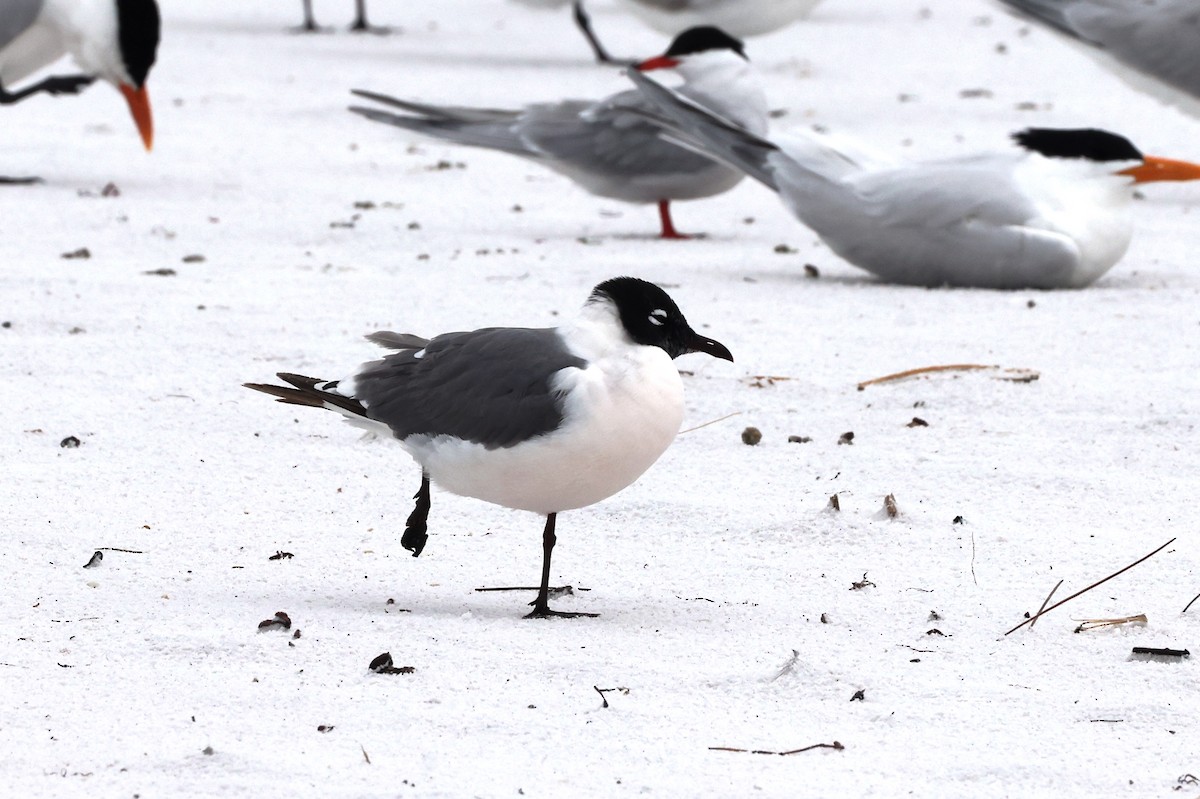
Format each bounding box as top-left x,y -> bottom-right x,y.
1073,614 -> 1147,633
679,411 -> 743,435
857,364 -> 1039,391
743,375 -> 794,388
710,741 -> 844,756
1132,647 -> 1189,659
593,686 -> 629,708
1004,538 -> 1175,635
1028,579 -> 1063,630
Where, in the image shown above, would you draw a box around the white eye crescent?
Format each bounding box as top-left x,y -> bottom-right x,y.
648,309 -> 668,326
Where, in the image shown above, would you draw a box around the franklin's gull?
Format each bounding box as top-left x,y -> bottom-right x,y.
245,277 -> 733,618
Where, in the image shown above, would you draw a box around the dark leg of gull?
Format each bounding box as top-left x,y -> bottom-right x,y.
0,75 -> 95,105
657,200 -> 692,240
525,513 -> 598,619
349,0 -> 389,34
401,473 -> 430,557
572,1 -> 633,65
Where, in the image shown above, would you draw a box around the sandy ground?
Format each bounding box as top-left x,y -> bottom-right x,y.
3,1 -> 1199,796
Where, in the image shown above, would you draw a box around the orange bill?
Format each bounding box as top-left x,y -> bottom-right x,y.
119,83 -> 154,151
1118,155 -> 1200,183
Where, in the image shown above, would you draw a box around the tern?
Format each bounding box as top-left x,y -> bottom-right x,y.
511,0 -> 822,64
628,68 -> 1200,289
348,26 -> 767,239
997,0 -> 1200,117
245,277 -> 733,618
0,0 -> 159,151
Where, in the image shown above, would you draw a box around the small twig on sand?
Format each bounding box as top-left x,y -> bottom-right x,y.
742,375 -> 794,389
710,741 -> 844,756
969,528 -> 978,587
360,745 -> 371,764
1131,647 -> 1189,659
1073,614 -> 1147,633
475,585 -> 584,595
1183,592 -> 1200,614
593,685 -> 629,708
1004,538 -> 1175,635
1028,579 -> 1063,630
679,411 -> 743,435
856,364 -> 1038,391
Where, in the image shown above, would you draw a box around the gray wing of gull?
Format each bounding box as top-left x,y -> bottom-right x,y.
0,0 -> 43,52
353,326 -> 588,450
998,0 -> 1200,101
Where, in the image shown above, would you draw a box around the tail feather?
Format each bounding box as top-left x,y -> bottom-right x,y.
624,68 -> 780,191
350,89 -> 519,123
348,88 -> 538,155
365,331 -> 430,350
244,373 -> 366,418
348,105 -> 535,156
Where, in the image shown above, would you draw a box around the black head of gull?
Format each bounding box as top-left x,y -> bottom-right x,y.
590,276 -> 733,361
245,277 -> 732,618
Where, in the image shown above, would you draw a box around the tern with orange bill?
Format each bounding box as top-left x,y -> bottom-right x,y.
0,0 -> 159,170
348,27 -> 766,239
512,0 -> 822,64
996,0 -> 1200,117
628,68 -> 1200,289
